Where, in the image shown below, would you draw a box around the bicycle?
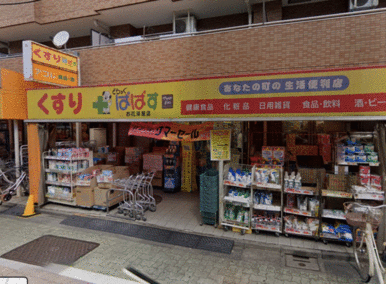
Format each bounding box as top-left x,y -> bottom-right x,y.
0,167 -> 27,204
344,202 -> 386,283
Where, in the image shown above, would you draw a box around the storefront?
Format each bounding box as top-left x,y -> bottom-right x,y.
0,68 -> 51,198
25,65 -> 386,249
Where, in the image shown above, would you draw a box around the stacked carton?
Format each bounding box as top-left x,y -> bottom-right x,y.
75,165 -> 113,207
75,165 -> 129,208
125,147 -> 143,174
143,152 -> 164,187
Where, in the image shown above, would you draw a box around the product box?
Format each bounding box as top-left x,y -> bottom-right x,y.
367,153 -> 378,163
94,187 -> 124,207
371,174 -> 382,190
359,166 -> 371,175
152,177 -> 163,187
76,165 -> 113,187
354,145 -> 364,154
364,144 -> 375,153
261,146 -> 285,166
359,174 -> 371,186
261,147 -> 273,165
97,166 -> 130,189
355,154 -> 367,163
143,153 -> 164,171
345,155 -> 356,163
75,186 -> 95,207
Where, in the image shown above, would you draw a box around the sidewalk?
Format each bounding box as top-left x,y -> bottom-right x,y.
9,192 -> 353,257
0,257 -> 140,284
0,201 -> 371,284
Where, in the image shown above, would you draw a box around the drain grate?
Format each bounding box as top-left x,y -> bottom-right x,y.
1,235 -> 99,266
61,215 -> 234,254
285,254 -> 320,271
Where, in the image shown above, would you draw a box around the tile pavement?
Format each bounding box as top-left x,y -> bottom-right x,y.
0,190 -> 370,283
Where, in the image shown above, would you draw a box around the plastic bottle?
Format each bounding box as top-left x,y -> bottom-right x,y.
294,173 -> 302,190
284,172 -> 289,189
288,172 -> 296,189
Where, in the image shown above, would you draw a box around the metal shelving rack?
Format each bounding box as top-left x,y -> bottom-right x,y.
43,150 -> 93,206
250,164 -> 283,237
320,190 -> 353,247
283,181 -> 321,239
320,131 -> 384,246
220,163 -> 252,234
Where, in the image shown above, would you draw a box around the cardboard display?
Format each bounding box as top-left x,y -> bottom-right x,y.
94,187 -> 124,207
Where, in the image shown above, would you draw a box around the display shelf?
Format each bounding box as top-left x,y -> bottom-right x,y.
252,182 -> 281,190
163,154 -> 176,159
322,190 -> 353,199
322,210 -> 346,220
284,187 -> 317,195
284,227 -> 314,236
46,181 -> 75,187
164,165 -> 175,170
221,221 -> 250,230
45,169 -> 84,174
223,196 -> 250,207
354,192 -> 385,201
224,180 -> 251,188
44,156 -> 90,161
320,233 -> 352,244
338,162 -> 379,167
46,197 -> 76,206
284,207 -> 314,217
252,224 -> 281,233
320,233 -> 340,240
253,203 -> 281,212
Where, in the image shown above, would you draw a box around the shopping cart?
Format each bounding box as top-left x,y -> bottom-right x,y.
137,172 -> 156,213
116,174 -> 147,221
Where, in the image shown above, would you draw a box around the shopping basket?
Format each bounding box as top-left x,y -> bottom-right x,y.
344,202 -> 383,230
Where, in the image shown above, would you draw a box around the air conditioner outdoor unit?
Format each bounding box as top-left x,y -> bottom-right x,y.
174,16 -> 197,34
349,0 -> 378,11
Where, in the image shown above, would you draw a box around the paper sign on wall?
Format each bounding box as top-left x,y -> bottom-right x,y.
210,130 -> 231,161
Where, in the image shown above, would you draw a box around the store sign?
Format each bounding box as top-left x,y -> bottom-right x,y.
23,41 -> 79,87
27,66 -> 386,120
210,130 -> 231,161
128,122 -> 213,141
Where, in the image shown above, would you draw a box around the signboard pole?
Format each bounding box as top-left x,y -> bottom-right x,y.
218,160 -> 224,228
14,120 -> 20,196
75,122 -> 81,148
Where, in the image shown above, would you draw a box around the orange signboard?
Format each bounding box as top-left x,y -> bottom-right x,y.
23,41 -> 79,87
32,63 -> 78,87
31,42 -> 78,72
0,69 -> 52,120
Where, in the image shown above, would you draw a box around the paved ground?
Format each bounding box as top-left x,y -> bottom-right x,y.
0,202 -> 377,284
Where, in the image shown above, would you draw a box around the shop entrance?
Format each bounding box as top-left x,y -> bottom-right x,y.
34,119 -> 386,251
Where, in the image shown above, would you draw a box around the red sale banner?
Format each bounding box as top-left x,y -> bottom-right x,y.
128,122 -> 214,141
